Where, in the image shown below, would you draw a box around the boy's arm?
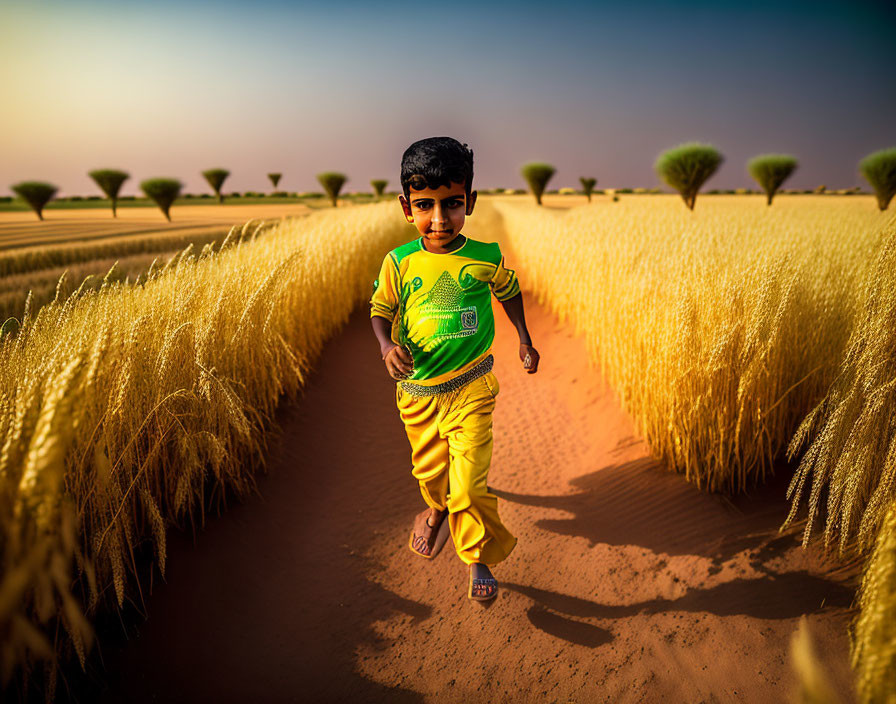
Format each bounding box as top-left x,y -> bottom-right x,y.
498,292 -> 539,373
370,254 -> 413,379
371,315 -> 396,357
371,315 -> 414,379
498,292 -> 531,345
491,248 -> 539,373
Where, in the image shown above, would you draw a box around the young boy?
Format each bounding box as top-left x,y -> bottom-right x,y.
369,137 -> 540,602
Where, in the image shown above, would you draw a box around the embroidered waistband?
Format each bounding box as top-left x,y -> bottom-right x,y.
399,354 -> 494,397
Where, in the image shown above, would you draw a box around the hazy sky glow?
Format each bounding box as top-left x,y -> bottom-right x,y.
2,0 -> 894,196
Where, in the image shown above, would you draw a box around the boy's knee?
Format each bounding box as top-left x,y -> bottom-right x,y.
445,426 -> 493,454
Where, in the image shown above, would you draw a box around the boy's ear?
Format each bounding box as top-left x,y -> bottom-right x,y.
466,190 -> 478,216
398,194 -> 413,220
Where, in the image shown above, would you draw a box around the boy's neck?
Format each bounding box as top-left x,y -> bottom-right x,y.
421,233 -> 465,254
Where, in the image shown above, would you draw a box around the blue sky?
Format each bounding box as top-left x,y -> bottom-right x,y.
1,0 -> 894,195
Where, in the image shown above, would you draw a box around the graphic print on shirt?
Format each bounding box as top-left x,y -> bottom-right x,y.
399,262 -> 494,361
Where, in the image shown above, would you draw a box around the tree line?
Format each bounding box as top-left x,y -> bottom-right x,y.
8,170 -> 379,221
522,144 -> 896,210
8,145 -> 895,221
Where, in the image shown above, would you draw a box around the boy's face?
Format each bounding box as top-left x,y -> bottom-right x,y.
398,181 -> 477,249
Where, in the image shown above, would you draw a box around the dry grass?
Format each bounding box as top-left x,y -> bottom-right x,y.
783,233 -> 896,556
1,250 -> 195,324
0,202 -> 408,699
851,499 -> 896,704
779,232 -> 896,704
490,195 -> 892,493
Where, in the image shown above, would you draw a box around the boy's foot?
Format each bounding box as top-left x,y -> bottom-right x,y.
468,562 -> 498,601
408,507 -> 448,558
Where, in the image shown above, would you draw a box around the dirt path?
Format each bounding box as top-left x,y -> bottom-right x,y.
63,297 -> 860,703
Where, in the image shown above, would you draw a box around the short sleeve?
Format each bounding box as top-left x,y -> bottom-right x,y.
370,253 -> 400,321
489,247 -> 521,302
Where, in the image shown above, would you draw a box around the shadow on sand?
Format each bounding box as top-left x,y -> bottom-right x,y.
494,456 -> 840,570
495,457 -> 857,647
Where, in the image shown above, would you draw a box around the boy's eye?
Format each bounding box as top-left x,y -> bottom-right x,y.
412,197 -> 464,210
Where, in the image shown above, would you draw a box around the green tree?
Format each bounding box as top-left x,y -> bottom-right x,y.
140,178 -> 182,221
747,154 -> 798,205
268,173 -> 282,191
859,147 -> 896,211
202,168 -> 230,204
88,168 -> 129,217
580,177 -> 597,202
11,181 -> 58,220
521,162 -> 556,205
655,143 -> 724,210
317,172 -> 347,207
371,179 -> 388,198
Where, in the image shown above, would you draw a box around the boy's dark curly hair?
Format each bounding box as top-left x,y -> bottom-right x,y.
400,137 -> 474,200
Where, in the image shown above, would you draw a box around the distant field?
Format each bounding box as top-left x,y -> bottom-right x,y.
0,203 -> 312,249
0,203 -> 314,322
0,193 -> 392,212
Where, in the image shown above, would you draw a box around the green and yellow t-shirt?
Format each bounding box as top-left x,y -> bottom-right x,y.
370,235 -> 521,384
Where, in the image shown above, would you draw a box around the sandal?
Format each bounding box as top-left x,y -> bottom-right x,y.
468,563 -> 498,602
408,508 -> 449,559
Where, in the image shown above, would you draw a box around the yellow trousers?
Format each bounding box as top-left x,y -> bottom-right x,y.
396,370 -> 517,566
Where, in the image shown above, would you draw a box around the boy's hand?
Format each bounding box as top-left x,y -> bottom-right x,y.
521,343 -> 539,374
383,344 -> 415,380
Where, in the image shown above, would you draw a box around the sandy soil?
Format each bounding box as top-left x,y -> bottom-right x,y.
60,287 -> 860,703
0,204 -> 311,250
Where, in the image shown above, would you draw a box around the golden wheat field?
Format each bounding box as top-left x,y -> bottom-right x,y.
0,195 -> 893,702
